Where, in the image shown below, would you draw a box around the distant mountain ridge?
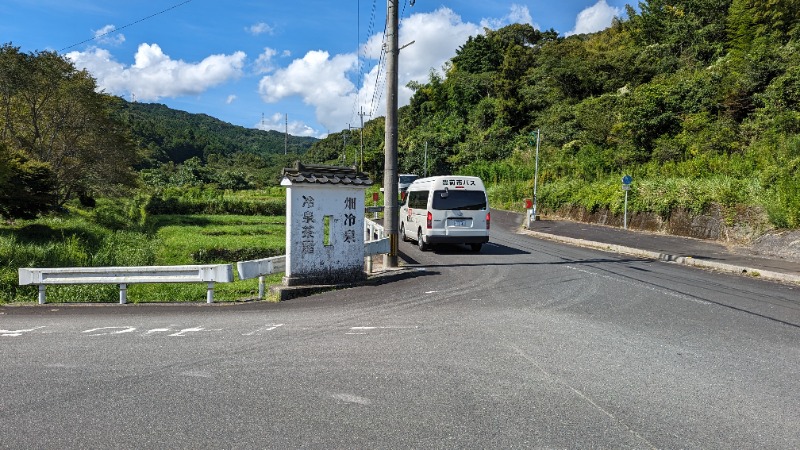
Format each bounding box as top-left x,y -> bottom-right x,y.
117,101 -> 317,165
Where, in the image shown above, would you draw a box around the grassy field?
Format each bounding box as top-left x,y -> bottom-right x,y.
2,186 -> 395,304
1,213 -> 287,304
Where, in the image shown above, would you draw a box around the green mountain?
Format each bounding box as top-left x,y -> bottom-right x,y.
118,101 -> 317,166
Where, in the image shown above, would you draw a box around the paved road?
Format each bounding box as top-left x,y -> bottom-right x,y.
2,213 -> 799,448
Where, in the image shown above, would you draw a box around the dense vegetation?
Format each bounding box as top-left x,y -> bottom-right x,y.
1,189 -> 288,303
306,0 -> 800,228
119,102 -> 316,190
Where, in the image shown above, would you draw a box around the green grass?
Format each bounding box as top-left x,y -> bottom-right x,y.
1,213 -> 287,304
151,214 -> 285,264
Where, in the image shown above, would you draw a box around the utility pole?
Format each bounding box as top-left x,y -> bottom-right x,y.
424,141 -> 428,177
285,113 -> 288,154
358,106 -> 370,172
531,129 -> 540,223
384,0 -> 399,268
348,125 -> 358,166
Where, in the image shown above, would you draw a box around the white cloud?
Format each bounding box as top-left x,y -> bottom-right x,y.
66,43 -> 246,101
93,24 -> 125,46
256,112 -> 319,137
246,22 -> 274,36
258,50 -> 358,132
254,47 -> 278,74
226,94 -> 237,104
566,0 -> 622,36
257,7 -> 483,134
481,4 -> 538,30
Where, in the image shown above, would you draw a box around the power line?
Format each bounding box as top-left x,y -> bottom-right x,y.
351,0 -> 380,126
59,0 -> 194,52
368,0 -> 412,119
369,14 -> 389,118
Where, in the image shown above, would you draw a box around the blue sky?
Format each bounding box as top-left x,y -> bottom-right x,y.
2,0 -> 632,138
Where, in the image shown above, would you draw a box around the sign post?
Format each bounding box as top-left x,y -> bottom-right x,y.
622,175 -> 632,230
529,129 -> 540,228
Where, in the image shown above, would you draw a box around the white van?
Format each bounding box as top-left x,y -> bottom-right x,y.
398,173 -> 419,192
399,175 -> 490,252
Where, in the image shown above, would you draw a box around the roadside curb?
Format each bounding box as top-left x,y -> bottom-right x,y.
521,228 -> 800,286
270,266 -> 423,301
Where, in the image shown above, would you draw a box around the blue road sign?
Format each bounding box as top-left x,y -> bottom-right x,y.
622,175 -> 632,185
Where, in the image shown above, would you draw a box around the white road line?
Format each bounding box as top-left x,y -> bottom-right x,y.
144,328 -> 171,335
243,323 -> 284,336
83,327 -> 136,336
1,326 -> 46,337
168,327 -> 204,337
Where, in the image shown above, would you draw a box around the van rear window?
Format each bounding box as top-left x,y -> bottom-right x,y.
432,190 -> 486,210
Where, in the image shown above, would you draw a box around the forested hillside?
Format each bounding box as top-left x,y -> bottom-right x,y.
307,0 -> 800,229
117,101 -> 316,191
119,102 -> 316,166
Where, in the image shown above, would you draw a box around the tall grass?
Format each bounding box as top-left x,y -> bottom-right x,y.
489,174 -> 768,223
1,188 -> 289,304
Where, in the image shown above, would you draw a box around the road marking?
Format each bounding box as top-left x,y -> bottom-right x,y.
346,325 -> 420,335
83,327 -> 136,336
243,323 -> 284,336
168,327 -> 204,337
144,328 -> 172,335
331,393 -> 372,405
1,326 -> 46,337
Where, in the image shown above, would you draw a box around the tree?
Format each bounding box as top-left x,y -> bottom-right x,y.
0,143 -> 57,219
0,45 -> 139,209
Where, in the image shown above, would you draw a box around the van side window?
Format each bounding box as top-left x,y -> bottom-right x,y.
408,190 -> 428,209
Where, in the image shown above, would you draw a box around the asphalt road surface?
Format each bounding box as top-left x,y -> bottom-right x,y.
2,211 -> 799,448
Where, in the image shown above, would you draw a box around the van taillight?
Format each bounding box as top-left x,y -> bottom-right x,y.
426,211 -> 432,229
486,212 -> 491,229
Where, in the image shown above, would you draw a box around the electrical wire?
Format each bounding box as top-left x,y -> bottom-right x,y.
368,0 -> 411,119
368,17 -> 388,118
59,0 -> 194,52
351,0 -> 380,126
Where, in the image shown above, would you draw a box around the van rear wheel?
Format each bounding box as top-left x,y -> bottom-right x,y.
470,243 -> 482,252
417,229 -> 429,251
400,223 -> 408,242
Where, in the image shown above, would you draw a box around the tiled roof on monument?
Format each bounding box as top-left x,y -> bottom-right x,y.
281,161 -> 373,186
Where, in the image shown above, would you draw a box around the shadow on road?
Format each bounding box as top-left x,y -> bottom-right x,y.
428,242 -> 529,256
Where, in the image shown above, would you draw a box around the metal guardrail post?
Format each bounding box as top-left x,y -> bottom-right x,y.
207,282 -> 215,303
120,284 -> 127,304
38,285 -> 46,305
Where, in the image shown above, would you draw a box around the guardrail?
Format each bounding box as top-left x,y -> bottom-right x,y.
236,256 -> 287,300
18,265 -> 234,304
364,217 -> 388,274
